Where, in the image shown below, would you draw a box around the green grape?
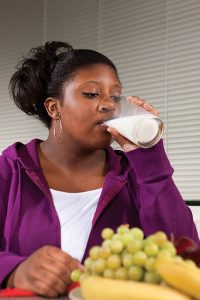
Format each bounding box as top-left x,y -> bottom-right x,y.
144,257 -> 156,271
132,251 -> 147,266
110,240 -> 124,254
144,242 -> 159,257
112,233 -> 123,241
162,241 -> 176,256
153,231 -> 168,247
107,254 -> 121,270
128,266 -> 144,281
121,249 -> 128,258
130,228 -> 144,240
122,253 -> 133,268
99,246 -> 111,259
94,258 -> 107,273
70,269 -> 83,282
117,224 -> 130,234
101,228 -> 114,240
102,240 -> 111,248
114,267 -> 129,280
89,246 -> 101,260
157,249 -> 172,259
127,240 -> 142,254
144,271 -> 161,284
84,257 -> 94,271
90,261 -> 97,273
121,233 -> 134,247
103,268 -> 115,279
142,235 -> 155,247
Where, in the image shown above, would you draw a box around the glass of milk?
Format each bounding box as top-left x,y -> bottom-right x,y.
104,97 -> 164,148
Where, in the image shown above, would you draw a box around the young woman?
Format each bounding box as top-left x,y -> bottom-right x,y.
0,41 -> 198,297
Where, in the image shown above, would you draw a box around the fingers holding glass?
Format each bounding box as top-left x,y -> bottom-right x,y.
126,96 -> 159,117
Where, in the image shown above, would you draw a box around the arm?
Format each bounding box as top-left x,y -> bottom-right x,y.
107,97 -> 199,243
0,173 -> 25,288
126,140 -> 199,243
0,239 -> 77,294
0,253 -> 26,288
1,246 -> 81,297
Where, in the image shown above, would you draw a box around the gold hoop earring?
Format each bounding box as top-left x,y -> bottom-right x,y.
53,115 -> 63,142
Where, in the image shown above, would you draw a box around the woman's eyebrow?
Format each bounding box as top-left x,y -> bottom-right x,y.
81,81 -> 122,88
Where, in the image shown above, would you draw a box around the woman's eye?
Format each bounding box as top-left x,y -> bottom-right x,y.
82,92 -> 99,99
111,95 -> 122,102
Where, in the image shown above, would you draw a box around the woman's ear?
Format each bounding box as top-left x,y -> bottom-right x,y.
44,97 -> 60,119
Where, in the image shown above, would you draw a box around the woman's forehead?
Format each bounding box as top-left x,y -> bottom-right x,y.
71,64 -> 121,87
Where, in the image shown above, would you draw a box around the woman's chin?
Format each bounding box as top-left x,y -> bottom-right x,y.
92,137 -> 113,150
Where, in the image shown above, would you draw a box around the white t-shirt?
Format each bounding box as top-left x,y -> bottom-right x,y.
50,188 -> 101,261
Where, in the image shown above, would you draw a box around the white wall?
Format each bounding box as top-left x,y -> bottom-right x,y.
189,207 -> 200,236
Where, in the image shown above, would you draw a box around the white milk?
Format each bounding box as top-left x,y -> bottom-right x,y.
104,114 -> 163,148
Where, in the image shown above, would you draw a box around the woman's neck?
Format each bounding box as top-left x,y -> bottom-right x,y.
38,135 -> 106,174
37,136 -> 107,192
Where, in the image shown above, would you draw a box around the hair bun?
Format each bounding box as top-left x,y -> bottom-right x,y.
45,41 -> 73,56
29,41 -> 73,74
9,41 -> 73,124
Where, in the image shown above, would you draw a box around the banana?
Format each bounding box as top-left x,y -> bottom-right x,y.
156,257 -> 200,299
81,276 -> 191,300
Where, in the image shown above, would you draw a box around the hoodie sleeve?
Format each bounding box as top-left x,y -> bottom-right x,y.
0,155 -> 26,288
0,253 -> 26,288
125,139 -> 199,244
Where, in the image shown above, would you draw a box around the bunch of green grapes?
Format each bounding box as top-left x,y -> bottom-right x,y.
71,225 -> 186,284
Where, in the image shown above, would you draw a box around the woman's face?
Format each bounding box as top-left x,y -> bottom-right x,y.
59,64 -> 122,150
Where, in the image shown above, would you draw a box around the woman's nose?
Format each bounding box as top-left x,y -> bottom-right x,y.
98,96 -> 116,113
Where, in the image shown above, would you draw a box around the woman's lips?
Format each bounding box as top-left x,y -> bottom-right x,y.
96,122 -> 109,131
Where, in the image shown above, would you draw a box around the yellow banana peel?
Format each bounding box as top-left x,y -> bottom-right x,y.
156,257 -> 200,300
81,276 -> 191,300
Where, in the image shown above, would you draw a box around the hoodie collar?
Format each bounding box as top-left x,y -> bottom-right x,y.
2,138 -> 130,181
2,138 -> 43,171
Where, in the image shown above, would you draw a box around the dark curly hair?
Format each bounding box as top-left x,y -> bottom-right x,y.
9,41 -> 118,128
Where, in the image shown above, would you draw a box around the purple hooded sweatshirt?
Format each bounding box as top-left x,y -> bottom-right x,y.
0,139 -> 199,287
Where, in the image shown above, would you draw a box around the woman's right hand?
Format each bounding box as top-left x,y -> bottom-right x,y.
107,96 -> 159,152
7,246 -> 82,298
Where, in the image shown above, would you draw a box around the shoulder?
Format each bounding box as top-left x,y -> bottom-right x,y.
0,151 -> 16,182
0,139 -> 41,182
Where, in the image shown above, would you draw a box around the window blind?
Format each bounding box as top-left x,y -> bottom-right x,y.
98,0 -> 200,200
167,0 -> 200,200
0,0 -> 47,151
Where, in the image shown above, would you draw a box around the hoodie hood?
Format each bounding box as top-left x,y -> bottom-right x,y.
2,139 -> 43,171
